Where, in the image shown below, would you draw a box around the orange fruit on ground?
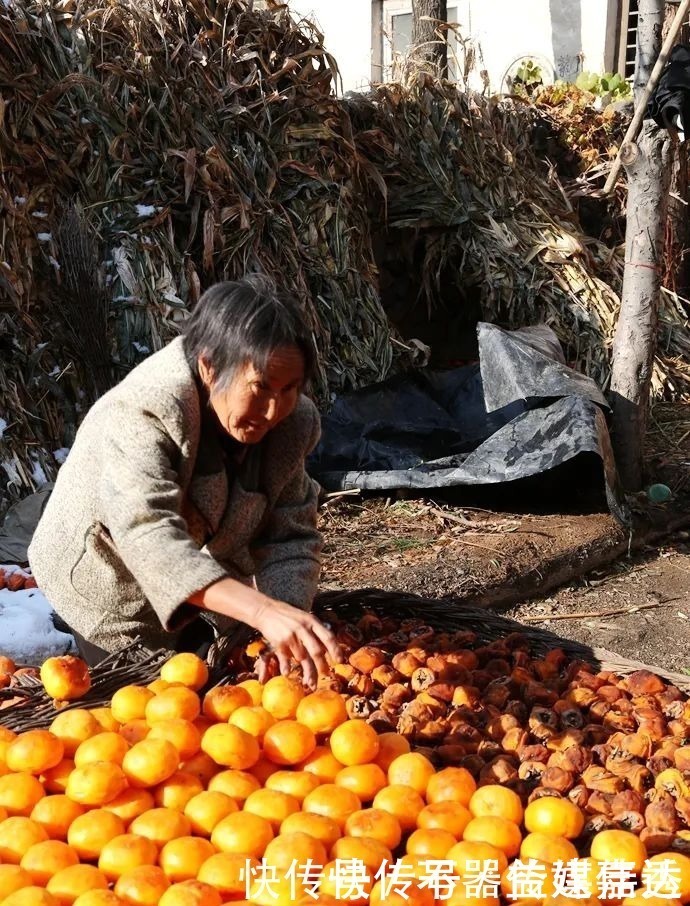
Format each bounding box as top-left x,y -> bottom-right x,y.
642,853 -> 690,902
46,865 -> 109,906
49,711 -> 100,758
30,795 -> 85,840
406,827 -> 456,859
280,812 -> 342,849
99,835 -> 159,881
249,755 -> 280,785
369,879 -> 434,906
444,884 -> 501,906
524,797 -> 585,840
426,766 -> 477,807
0,817 -> 49,863
243,788 -> 301,830
387,752 -> 436,796
319,859 -> 373,905
20,840 -> 80,886
65,762 -> 127,806
264,831 -> 327,869
67,809 -> 125,861
622,897 -> 682,906
129,809 -> 192,846
160,654 -> 208,692
40,657 -> 91,701
303,784 -> 362,829
114,866 -> 170,906
148,680 -> 182,694
67,810 -> 126,860
295,690 -> 348,735
374,733 -> 411,772
469,785 -> 524,824
372,784 -> 424,832
331,835 -> 393,870
43,760 -> 74,795
145,688 -> 200,724
6,730 -> 64,775
180,752 -> 219,787
463,816 -> 522,858
265,770 -> 321,801
335,764 -> 387,801
202,686 -> 252,722
208,769 -> 261,802
262,720 -> 316,766
119,721 -> 149,746
89,708 -> 120,733
159,837 -> 217,882
197,853 -> 258,898
448,840 -> 509,875
158,881 -> 222,906
345,807 -> 403,850
111,687 -> 154,724
146,720 -> 201,761
104,789 -> 155,824
153,771 -> 204,811
417,801 -> 472,837
591,830 -> 647,873
211,812 -> 274,858
261,677 -> 304,720
520,833 -> 578,865
0,865 -> 33,899
501,860 -> 555,902
0,773 -> 45,816
73,893 -> 124,906
329,720 -> 379,766
74,732 -> 129,767
201,724 -> 260,770
183,790 -> 238,836
229,706 -> 275,740
122,738 -> 179,788
3,887 -> 61,906
299,746 -> 344,782
237,679 -> 263,706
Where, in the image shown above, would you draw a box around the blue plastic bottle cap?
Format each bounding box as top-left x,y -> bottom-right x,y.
647,483 -> 672,503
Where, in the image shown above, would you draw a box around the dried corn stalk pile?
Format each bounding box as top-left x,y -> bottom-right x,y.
0,0 -> 688,505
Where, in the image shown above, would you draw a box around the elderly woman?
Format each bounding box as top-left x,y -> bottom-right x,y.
28,275 -> 340,687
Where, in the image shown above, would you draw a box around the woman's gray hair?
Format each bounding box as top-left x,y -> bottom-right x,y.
182,275 -> 315,392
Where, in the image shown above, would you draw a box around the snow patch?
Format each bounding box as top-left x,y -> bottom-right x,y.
1,458 -> 20,488
133,342 -> 150,354
30,457 -> 48,488
53,448 -> 70,465
37,232 -> 52,242
13,196 -> 26,205
0,418 -> 7,440
0,582 -> 76,664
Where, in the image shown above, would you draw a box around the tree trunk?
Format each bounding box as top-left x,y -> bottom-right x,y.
610,0 -> 672,490
411,0 -> 448,77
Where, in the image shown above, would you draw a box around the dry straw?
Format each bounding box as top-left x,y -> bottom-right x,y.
0,0 -> 687,503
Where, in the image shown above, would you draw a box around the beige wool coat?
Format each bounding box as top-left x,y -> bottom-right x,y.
28,337 -> 323,652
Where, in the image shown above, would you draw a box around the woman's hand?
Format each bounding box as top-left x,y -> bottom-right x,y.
252,597 -> 342,690
189,576 -> 342,689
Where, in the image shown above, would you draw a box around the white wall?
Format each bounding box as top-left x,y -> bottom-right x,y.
288,0 -> 614,95
289,0 -> 374,93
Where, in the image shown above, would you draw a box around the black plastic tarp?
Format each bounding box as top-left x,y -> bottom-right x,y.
308,323 -> 625,522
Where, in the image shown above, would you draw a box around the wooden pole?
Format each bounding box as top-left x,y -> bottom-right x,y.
602,0 -> 690,196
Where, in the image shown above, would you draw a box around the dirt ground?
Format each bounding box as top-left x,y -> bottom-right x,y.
319,497 -> 690,674
318,402 -> 690,673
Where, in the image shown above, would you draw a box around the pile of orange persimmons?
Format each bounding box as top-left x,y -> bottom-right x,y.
0,653 -> 688,906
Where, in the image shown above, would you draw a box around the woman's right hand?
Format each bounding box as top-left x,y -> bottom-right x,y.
252,597 -> 342,690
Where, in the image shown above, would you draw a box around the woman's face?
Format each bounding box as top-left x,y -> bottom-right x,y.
199,345 -> 306,444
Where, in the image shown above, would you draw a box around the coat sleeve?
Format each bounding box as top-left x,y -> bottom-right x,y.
98,397 -> 228,631
252,404 -> 323,610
